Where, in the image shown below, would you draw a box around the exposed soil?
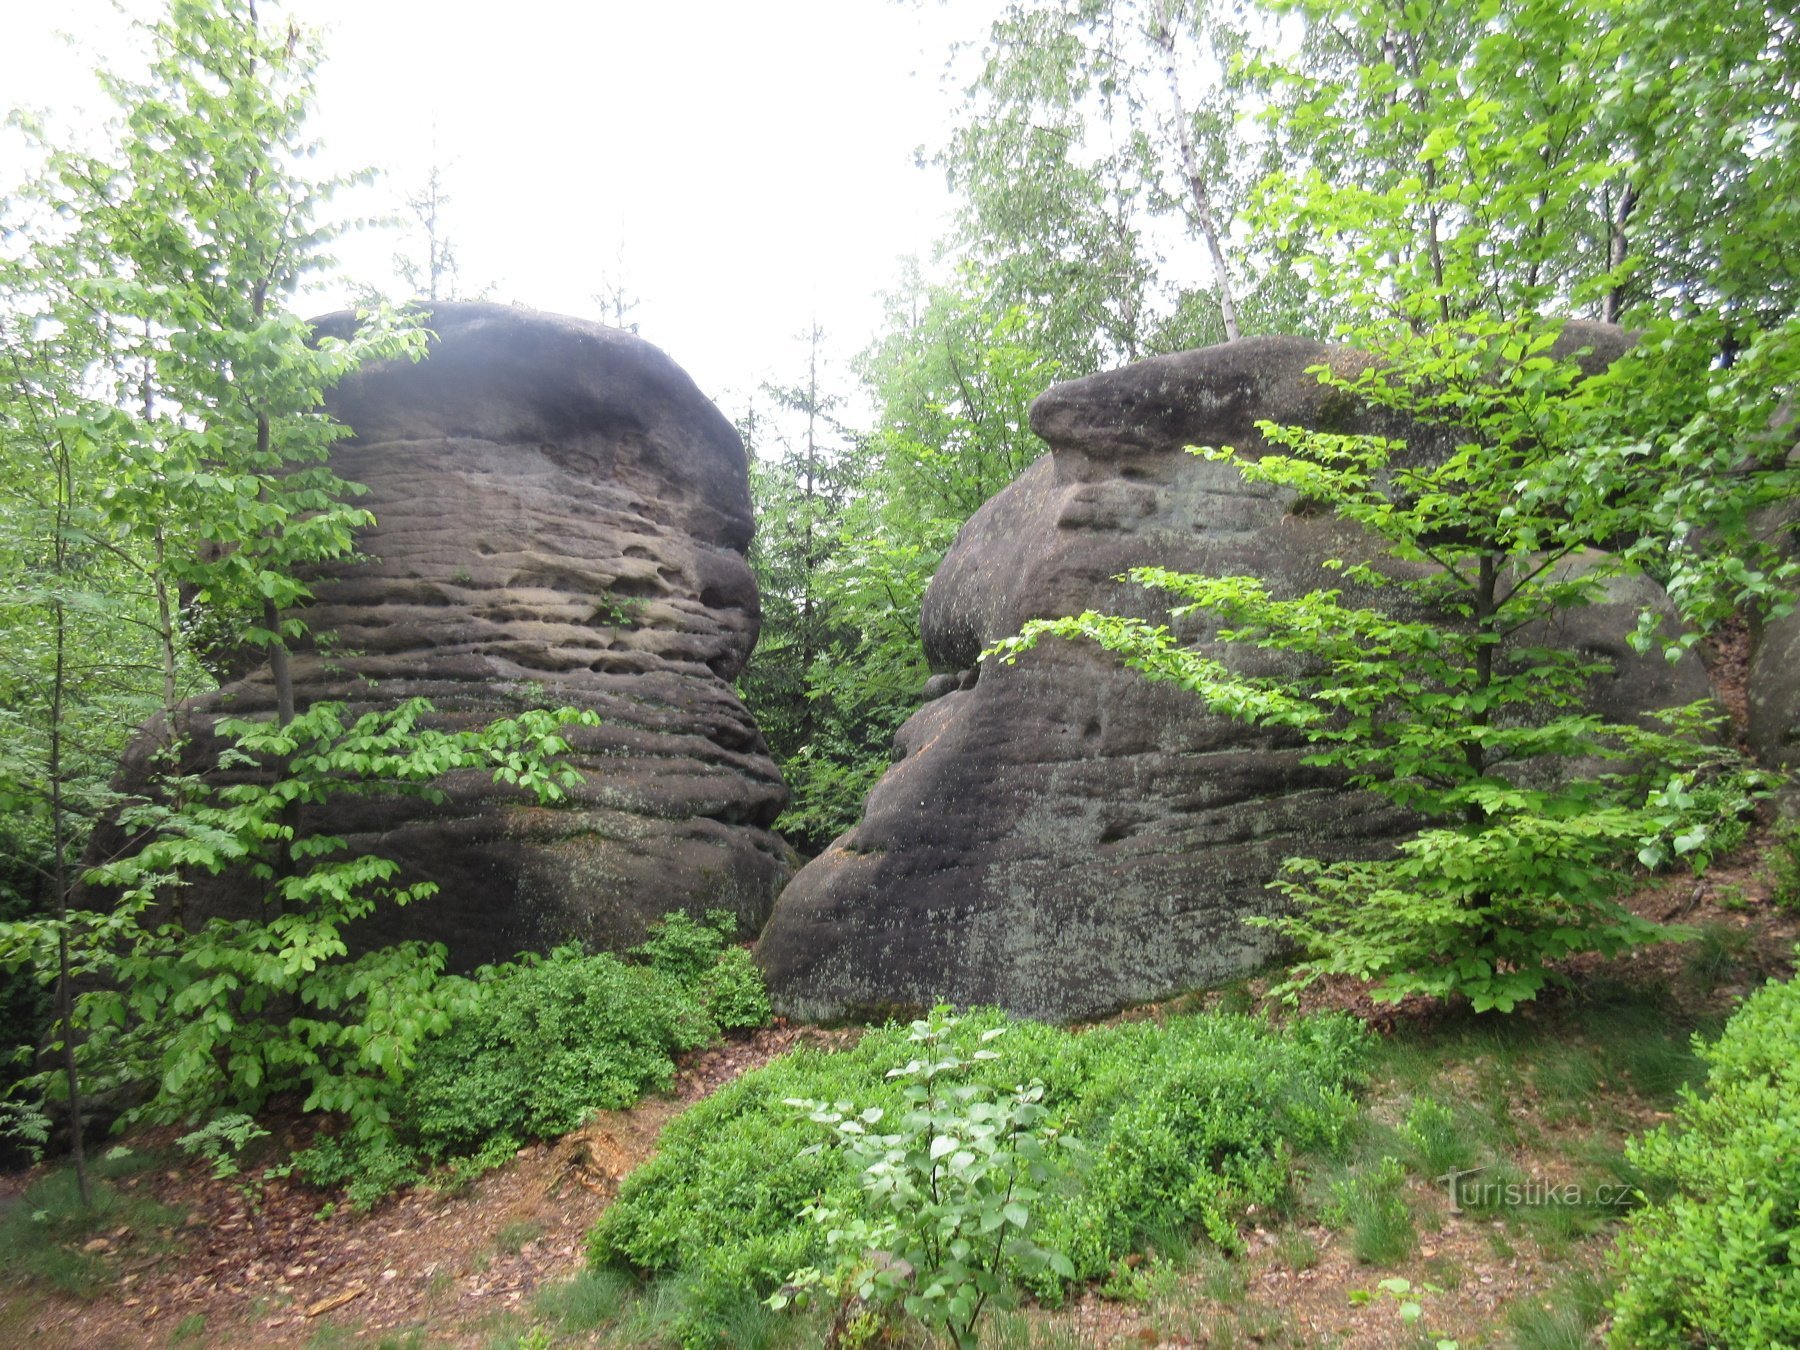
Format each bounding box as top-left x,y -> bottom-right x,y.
0,1026 -> 849,1348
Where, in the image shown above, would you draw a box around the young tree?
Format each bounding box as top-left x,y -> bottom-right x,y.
740,325 -> 861,781
986,0 -> 1800,1010
996,318 -> 1776,1011
398,158 -> 461,304
0,0 -> 590,1163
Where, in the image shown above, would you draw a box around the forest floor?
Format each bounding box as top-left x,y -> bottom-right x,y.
2,837 -> 1793,1349
2,625 -> 1793,1348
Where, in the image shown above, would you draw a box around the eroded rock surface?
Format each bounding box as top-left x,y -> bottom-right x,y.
116,303 -> 792,967
757,328 -> 1705,1022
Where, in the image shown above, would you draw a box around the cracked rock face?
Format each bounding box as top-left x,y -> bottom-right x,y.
113,303 -> 793,967
756,329 -> 1705,1023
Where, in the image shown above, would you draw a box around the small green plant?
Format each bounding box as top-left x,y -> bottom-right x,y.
1711,882 -> 1749,912
533,1268 -> 636,1334
292,1133 -> 424,1213
1348,1277 -> 1459,1348
177,1112 -> 270,1180
1398,1097 -> 1479,1179
703,945 -> 773,1031
0,1098 -> 50,1164
1681,920 -> 1752,995
1098,1248 -> 1184,1303
1766,820 -> 1800,911
178,1111 -> 293,1216
768,1008 -> 1079,1350
631,910 -> 772,1031
1197,1252 -> 1247,1305
496,1220 -> 544,1255
1274,1229 -> 1319,1270
1505,1270 -> 1611,1350
1327,1157 -> 1416,1265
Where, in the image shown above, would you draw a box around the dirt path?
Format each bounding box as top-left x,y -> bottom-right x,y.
2,1026 -> 832,1348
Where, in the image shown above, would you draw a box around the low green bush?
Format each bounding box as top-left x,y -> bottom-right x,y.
294,911 -> 771,1209
406,946 -> 715,1158
1608,957 -> 1800,1346
588,1008 -> 1368,1342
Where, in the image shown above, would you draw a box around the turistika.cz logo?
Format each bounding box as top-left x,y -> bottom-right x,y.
1436,1166 -> 1637,1215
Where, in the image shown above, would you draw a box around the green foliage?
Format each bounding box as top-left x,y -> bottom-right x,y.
0,0 -> 428,1196
285,912 -> 769,1211
632,909 -> 743,985
995,317 -> 1779,1011
1,699 -> 597,1141
588,1007 -> 1368,1342
703,946 -> 773,1032
1767,820 -> 1800,913
735,328 -> 877,854
741,281 -> 1072,851
405,945 -> 715,1160
768,1009 -> 1080,1349
628,909 -> 771,1031
1608,961 -> 1800,1346
1326,1156 -> 1417,1266
175,1112 -> 269,1181
291,1131 -> 425,1215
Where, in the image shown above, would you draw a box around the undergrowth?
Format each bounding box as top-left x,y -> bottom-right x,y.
0,1148 -> 179,1297
587,1007 -> 1370,1345
1609,953 -> 1800,1346
295,910 -> 768,1210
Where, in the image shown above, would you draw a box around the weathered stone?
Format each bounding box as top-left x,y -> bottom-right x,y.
757,328 -> 1706,1023
1751,611 -> 1800,772
1747,401 -> 1800,774
110,303 -> 792,968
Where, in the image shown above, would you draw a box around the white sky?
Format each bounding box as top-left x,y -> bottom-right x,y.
1,0 -> 995,419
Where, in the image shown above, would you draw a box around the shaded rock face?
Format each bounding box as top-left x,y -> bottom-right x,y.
1751,612 -> 1800,772
757,328 -> 1706,1023
1747,405 -> 1800,773
119,303 -> 792,967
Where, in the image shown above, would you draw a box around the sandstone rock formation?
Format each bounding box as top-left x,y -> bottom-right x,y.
757,328 -> 1707,1022
117,303 -> 792,968
1747,405 -> 1800,774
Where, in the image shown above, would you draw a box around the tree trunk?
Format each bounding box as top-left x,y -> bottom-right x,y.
1150,16 -> 1241,341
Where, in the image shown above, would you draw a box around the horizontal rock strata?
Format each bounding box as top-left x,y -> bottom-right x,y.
112,303 -> 792,967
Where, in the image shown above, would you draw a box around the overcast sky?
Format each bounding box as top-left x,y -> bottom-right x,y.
1,0 -> 994,418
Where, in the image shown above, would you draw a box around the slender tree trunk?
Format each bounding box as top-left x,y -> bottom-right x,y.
48,428 -> 91,1208
1149,16 -> 1241,341
1464,551 -> 1497,827
1602,181 -> 1637,325
799,332 -> 818,747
